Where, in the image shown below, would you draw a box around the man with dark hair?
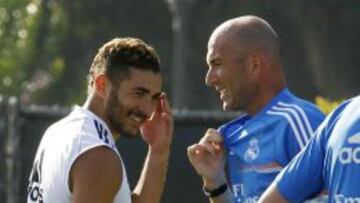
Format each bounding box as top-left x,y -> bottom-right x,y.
187,16 -> 325,203
27,38 -> 173,203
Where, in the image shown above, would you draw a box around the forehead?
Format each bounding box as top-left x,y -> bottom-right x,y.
118,68 -> 162,92
207,33 -> 239,63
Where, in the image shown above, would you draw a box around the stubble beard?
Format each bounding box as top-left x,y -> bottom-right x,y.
106,90 -> 140,138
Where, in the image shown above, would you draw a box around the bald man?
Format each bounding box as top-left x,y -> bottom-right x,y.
187,16 -> 325,203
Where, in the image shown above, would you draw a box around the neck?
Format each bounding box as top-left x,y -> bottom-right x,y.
246,79 -> 285,116
83,93 -> 120,141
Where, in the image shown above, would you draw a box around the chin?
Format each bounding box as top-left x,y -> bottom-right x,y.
222,102 -> 232,111
123,129 -> 140,138
113,124 -> 139,138
223,102 -> 240,111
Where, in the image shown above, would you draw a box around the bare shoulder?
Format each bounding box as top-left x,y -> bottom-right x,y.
70,146 -> 122,203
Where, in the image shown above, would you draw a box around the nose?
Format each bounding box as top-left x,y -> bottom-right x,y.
139,100 -> 157,118
205,67 -> 217,87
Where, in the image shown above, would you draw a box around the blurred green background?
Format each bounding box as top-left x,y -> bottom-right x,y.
1,0 -> 359,110
1,1 -> 359,202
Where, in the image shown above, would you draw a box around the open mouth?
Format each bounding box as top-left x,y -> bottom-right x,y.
219,89 -> 226,101
130,114 -> 147,126
215,86 -> 226,99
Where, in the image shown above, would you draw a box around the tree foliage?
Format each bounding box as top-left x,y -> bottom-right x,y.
0,0 -> 359,108
0,0 -> 69,104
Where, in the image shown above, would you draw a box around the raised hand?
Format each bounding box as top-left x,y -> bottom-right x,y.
140,93 -> 173,154
187,129 -> 227,187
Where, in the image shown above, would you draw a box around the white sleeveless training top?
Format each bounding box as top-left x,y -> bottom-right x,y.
27,106 -> 131,203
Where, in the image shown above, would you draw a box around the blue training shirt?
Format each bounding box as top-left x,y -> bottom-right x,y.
219,88 -> 325,202
276,95 -> 360,203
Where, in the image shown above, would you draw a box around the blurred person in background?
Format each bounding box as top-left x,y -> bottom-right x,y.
27,37 -> 173,203
259,95 -> 360,202
187,15 -> 325,203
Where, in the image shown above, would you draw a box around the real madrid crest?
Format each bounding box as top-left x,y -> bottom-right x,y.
244,138 -> 260,161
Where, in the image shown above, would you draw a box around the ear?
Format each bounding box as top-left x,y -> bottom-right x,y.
248,52 -> 262,79
94,74 -> 108,98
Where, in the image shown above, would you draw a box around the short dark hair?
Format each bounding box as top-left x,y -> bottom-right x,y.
88,37 -> 161,89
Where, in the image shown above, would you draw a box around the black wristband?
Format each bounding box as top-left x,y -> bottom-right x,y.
203,183 -> 228,198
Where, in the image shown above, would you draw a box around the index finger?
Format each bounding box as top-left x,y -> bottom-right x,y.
160,92 -> 172,115
154,93 -> 163,113
200,128 -> 223,144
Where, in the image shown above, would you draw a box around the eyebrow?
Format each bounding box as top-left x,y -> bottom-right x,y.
152,92 -> 162,100
134,87 -> 161,99
208,58 -> 221,66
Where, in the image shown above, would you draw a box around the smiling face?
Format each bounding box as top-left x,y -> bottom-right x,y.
206,34 -> 258,112
104,68 -> 162,138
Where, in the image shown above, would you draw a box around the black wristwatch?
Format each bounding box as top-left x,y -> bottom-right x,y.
203,183 -> 228,198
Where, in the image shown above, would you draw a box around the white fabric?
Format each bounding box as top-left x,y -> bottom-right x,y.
27,106 -> 131,203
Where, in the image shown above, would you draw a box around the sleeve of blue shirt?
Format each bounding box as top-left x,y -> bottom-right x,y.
283,124 -> 304,162
275,99 -> 352,202
282,112 -> 324,164
284,117 -> 323,164
275,122 -> 327,202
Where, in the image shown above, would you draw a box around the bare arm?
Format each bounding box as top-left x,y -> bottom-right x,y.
132,93 -> 173,203
258,182 -> 289,203
70,93 -> 172,203
203,178 -> 233,203
207,191 -> 233,203
70,146 -> 122,203
131,148 -> 170,203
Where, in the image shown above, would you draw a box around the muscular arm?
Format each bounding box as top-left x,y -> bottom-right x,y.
131,148 -> 170,203
70,146 -> 122,203
258,183 -> 289,203
203,177 -> 233,203
208,191 -> 233,203
132,93 -> 173,203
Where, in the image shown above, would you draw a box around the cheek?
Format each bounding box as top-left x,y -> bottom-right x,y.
222,65 -> 241,85
120,101 -> 141,118
108,93 -> 128,115
215,68 -> 223,80
230,80 -> 246,99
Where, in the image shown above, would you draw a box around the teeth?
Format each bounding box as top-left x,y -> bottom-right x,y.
131,115 -> 142,122
216,87 -> 224,93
